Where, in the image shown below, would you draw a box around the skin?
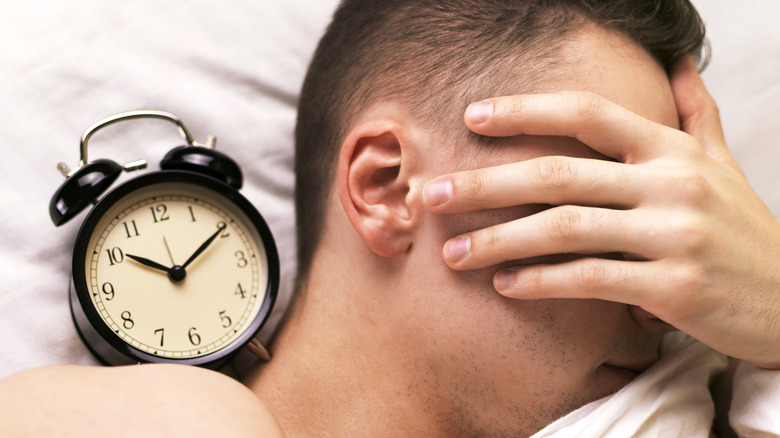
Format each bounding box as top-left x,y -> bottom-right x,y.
0,364 -> 284,438
248,25 -> 682,437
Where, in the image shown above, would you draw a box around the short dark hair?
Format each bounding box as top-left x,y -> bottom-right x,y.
294,0 -> 707,283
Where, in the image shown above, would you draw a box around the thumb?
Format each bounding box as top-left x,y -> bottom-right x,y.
671,56 -> 738,169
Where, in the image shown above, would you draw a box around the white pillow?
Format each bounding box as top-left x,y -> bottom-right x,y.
0,0 -> 777,378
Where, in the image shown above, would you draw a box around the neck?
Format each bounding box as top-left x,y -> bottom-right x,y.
246,249 -> 449,437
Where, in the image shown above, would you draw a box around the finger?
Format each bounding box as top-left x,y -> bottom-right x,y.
424,156 -> 645,214
492,258 -> 676,310
670,57 -> 740,170
670,58 -> 726,153
442,206 -> 664,271
463,92 -> 678,163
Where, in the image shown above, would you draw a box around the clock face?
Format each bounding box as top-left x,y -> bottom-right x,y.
79,178 -> 272,361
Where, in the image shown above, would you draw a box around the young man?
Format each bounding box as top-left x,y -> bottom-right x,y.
250,0 -> 780,435
2,0 -> 779,436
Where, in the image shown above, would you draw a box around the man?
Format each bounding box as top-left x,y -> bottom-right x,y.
248,0 -> 780,435
237,0 -> 780,436
2,0 -> 779,436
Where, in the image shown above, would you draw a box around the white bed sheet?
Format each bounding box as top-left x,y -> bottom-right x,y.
0,0 -> 778,378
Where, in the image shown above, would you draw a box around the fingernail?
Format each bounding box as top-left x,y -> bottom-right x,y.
444,237 -> 470,263
466,100 -> 493,124
494,270 -> 516,292
423,179 -> 452,207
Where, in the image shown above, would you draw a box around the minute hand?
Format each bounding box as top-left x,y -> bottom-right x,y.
181,223 -> 227,269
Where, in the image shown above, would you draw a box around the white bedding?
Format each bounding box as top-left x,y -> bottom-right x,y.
0,0 -> 778,378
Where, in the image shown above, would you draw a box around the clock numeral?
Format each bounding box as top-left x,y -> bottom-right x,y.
121,311 -> 134,330
123,220 -> 140,238
235,282 -> 247,299
235,250 -> 248,268
188,327 -> 201,346
106,247 -> 125,266
217,221 -> 231,238
101,282 -> 115,301
188,206 -> 197,222
150,204 -> 170,223
155,328 -> 165,347
219,310 -> 232,328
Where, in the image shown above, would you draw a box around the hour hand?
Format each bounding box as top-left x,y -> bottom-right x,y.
126,254 -> 170,273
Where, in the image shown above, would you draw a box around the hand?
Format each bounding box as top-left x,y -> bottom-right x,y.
127,251 -> 186,283
423,58 -> 780,369
181,222 -> 227,269
126,254 -> 170,273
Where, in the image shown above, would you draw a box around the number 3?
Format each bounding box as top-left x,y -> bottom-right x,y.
235,251 -> 248,268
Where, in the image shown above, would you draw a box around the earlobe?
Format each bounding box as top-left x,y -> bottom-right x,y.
338,120 -> 418,257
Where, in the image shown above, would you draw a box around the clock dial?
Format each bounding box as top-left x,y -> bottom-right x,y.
83,181 -> 269,359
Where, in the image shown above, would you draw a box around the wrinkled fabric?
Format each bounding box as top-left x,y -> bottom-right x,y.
532,333 -> 728,437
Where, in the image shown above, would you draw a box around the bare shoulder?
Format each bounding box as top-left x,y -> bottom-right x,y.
0,364 -> 284,438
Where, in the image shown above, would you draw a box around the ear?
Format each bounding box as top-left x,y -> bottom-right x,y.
338,119 -> 419,257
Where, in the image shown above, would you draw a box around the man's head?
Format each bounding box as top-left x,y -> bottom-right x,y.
295,0 -> 707,282
289,0 -> 706,435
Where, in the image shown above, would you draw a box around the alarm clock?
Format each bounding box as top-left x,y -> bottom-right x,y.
49,110 -> 279,369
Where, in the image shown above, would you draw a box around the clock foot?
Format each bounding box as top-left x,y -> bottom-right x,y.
247,338 -> 272,362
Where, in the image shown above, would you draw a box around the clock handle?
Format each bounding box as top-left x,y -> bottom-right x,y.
77,110 -> 199,169
50,110 -> 220,226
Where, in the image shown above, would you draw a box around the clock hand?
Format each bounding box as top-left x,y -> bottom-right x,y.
181,223 -> 227,269
126,254 -> 171,273
163,236 -> 176,265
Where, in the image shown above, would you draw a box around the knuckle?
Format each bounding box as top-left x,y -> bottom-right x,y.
670,212 -> 709,253
522,265 -> 547,295
458,171 -> 487,203
578,260 -> 612,291
479,227 -> 502,255
706,96 -> 721,120
546,206 -> 582,242
668,129 -> 698,154
536,156 -> 576,192
569,91 -> 604,121
667,166 -> 712,205
506,96 -> 529,120
668,262 -> 707,298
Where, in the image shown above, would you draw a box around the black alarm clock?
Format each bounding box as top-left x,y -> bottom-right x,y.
50,110 -> 279,369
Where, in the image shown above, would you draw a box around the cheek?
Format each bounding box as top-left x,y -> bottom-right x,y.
419,228 -> 631,370
419,272 -> 643,423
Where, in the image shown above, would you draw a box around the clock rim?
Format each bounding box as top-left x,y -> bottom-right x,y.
70,170 -> 279,368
